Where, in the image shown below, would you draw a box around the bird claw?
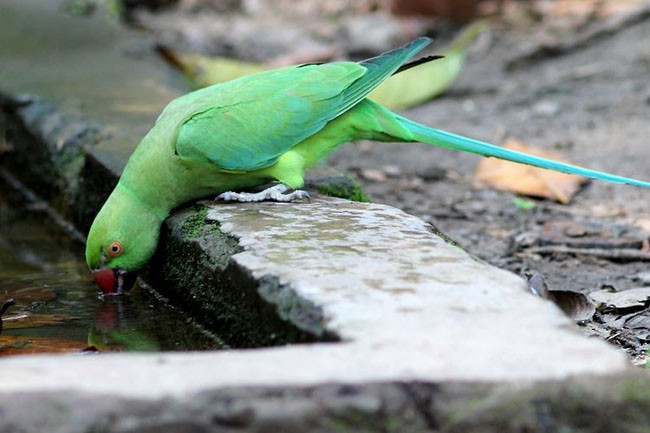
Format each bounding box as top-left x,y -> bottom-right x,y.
216,184 -> 310,203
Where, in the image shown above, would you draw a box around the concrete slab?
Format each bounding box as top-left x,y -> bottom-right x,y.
1,198 -> 613,391
0,197 -> 642,432
203,198 -> 626,382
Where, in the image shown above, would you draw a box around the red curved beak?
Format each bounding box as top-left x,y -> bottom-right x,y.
92,268 -> 138,295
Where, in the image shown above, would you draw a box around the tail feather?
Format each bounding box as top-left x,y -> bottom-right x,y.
398,117 -> 650,188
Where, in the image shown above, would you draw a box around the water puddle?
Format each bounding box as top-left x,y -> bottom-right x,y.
0,179 -> 226,355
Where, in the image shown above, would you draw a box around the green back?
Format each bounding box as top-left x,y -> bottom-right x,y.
171,37 -> 432,172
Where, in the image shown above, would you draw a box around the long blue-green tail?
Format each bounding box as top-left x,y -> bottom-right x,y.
398,116 -> 650,188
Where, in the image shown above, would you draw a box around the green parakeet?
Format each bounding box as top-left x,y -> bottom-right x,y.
86,37 -> 650,294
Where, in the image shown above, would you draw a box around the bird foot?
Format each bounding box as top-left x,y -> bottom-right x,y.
216,184 -> 310,203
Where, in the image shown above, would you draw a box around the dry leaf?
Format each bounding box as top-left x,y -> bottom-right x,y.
368,20 -> 489,110
156,46 -> 266,88
2,313 -> 73,330
0,335 -> 89,356
624,312 -> 650,330
475,137 -> 588,203
589,287 -> 650,311
5,286 -> 57,303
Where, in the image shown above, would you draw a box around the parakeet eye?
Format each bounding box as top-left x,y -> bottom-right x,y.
108,241 -> 124,257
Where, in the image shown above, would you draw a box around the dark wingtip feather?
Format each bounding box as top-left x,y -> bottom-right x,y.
297,62 -> 324,68
334,37 -> 437,117
394,55 -> 444,75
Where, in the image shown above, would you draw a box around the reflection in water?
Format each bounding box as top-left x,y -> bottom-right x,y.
0,299 -> 15,334
0,179 -> 225,354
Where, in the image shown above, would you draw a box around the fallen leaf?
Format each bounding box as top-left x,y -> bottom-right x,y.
156,46 -> 266,88
2,313 -> 73,330
368,20 -> 490,110
624,312 -> 650,330
5,286 -> 57,303
475,137 -> 588,203
589,287 -> 650,311
0,335 -> 89,356
598,310 -> 630,331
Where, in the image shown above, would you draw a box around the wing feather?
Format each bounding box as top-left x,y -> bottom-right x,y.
174,37 -> 432,171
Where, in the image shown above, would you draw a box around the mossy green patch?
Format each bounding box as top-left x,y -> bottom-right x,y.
314,175 -> 371,203
180,204 -> 209,238
146,205 -> 337,348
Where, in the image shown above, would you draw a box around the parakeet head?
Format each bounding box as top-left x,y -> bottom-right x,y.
86,186 -> 164,295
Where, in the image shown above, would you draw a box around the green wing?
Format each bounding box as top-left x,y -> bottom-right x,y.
173,37 -> 432,172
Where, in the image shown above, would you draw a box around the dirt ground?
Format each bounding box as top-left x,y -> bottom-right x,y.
126,1 -> 650,361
